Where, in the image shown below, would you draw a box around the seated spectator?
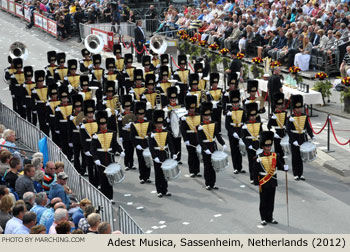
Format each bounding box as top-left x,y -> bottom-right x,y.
30,224 -> 46,234
48,207 -> 70,234
0,185 -> 9,200
42,161 -> 57,193
4,204 -> 26,234
72,198 -> 91,229
86,213 -> 101,234
13,212 -> 36,234
294,36 -> 313,71
0,124 -> 5,140
97,222 -> 112,234
78,205 -> 96,233
0,194 -> 13,230
15,164 -> 35,199
32,157 -> 44,184
1,129 -> 17,154
72,229 -> 84,234
56,221 -> 71,234
49,172 -> 71,209
0,150 -> 11,177
23,191 -> 35,211
340,46 -> 350,77
44,201 -> 66,233
30,192 -> 48,223
4,157 -> 21,190
39,197 -> 62,227
55,161 -> 64,175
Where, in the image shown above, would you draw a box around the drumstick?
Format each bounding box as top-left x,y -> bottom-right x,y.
284,156 -> 290,227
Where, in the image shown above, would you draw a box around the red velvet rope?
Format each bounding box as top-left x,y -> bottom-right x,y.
329,117 -> 350,145
305,108 -> 328,135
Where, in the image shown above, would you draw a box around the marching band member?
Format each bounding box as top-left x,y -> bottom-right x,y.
165,86 -> 183,164
4,56 -> 15,83
193,62 -> 207,91
267,92 -> 287,165
46,83 -> 60,145
197,102 -> 226,190
130,101 -> 152,184
102,81 -> 119,132
55,85 -> 73,160
131,69 -> 145,102
180,95 -> 201,177
242,79 -> 259,114
10,58 -> 25,117
22,66 -> 36,124
150,50 -> 160,71
117,95 -> 136,171
242,102 -> 263,184
156,66 -> 171,107
123,53 -> 135,94
32,70 -> 49,135
68,94 -> 85,175
286,95 -> 314,181
54,52 -> 68,83
64,59 -> 80,93
207,73 -> 223,133
225,89 -> 246,174
44,51 -> 57,82
141,74 -> 158,120
160,54 -> 172,78
142,55 -> 154,78
104,57 -> 121,95
91,110 -> 124,201
90,54 -> 104,89
173,55 -> 189,105
148,110 -> 175,198
79,75 -> 93,101
187,73 -> 202,113
113,44 -> 124,72
79,48 -> 92,74
222,72 -> 239,116
253,131 -> 288,226
80,99 -> 99,187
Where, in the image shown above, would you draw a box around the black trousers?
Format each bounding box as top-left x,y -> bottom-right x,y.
228,136 -> 243,172
259,187 -> 276,222
86,156 -> 99,188
274,138 -> 285,165
211,107 -> 222,133
169,135 -> 181,161
60,139 -> 73,161
246,148 -> 256,181
123,140 -> 134,168
154,162 -> 168,194
291,144 -> 303,177
15,96 -> 26,119
73,142 -> 86,175
186,145 -> 200,175
38,113 -> 49,136
136,149 -> 151,181
203,152 -> 216,187
98,166 -> 113,200
26,107 -> 37,126
136,43 -> 144,63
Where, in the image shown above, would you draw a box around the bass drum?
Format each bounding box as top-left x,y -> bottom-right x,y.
300,141 -> 317,163
170,108 -> 187,138
161,159 -> 181,181
104,163 -> 125,185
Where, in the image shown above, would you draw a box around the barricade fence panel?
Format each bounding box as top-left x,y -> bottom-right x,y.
118,205 -> 143,234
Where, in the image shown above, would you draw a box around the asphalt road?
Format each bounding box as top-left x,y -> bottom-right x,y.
1,11 -> 350,234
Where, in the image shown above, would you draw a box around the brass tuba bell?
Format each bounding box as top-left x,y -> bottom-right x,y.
84,34 -> 104,54
9,42 -> 28,60
150,35 -> 167,54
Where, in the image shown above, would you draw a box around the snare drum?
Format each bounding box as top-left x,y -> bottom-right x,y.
161,159 -> 181,181
104,163 -> 125,185
170,108 -> 188,138
196,145 -> 203,163
211,151 -> 229,172
280,135 -> 291,157
300,141 -> 317,163
239,139 -> 246,156
142,148 -> 153,168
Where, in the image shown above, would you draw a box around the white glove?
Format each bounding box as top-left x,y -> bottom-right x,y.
172,154 -> 177,160
120,151 -> 125,158
154,157 -> 161,163
124,122 -> 131,129
68,143 -> 73,148
23,105 -> 26,108
94,160 -> 101,166
284,165 -> 289,171
185,140 -> 190,146
256,157 -> 261,163
233,132 -> 239,139
136,145 -> 143,150
312,136 -> 317,141
242,124 -> 247,129
150,133 -> 155,138
205,149 -> 212,155
289,117 -> 295,122
227,111 -> 232,116
271,114 -> 277,119
293,141 -> 299,146
248,145 -> 253,150
85,151 -> 92,156
68,85 -> 73,93
119,137 -> 123,143
274,133 -> 281,139
222,144 -> 227,151
55,130 -> 60,134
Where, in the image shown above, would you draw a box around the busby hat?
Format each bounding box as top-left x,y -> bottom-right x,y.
291,94 -> 303,109
58,85 -> 69,99
48,83 -> 58,96
189,73 -> 199,86
142,55 -> 151,67
159,66 -> 169,77
259,131 -> 274,148
56,53 -> 66,64
229,90 -> 241,103
72,94 -> 83,108
150,50 -> 158,56
80,75 -> 89,87
47,51 -> 57,63
8,56 -> 12,64
68,59 -> 78,71
113,44 -> 122,55
105,58 -> 116,69
135,101 -> 146,115
194,62 -> 203,73
210,72 -> 219,85
145,74 -> 156,86
13,58 -> 23,69
84,99 -> 95,115
124,53 -> 133,64
134,69 -> 144,81
81,48 -> 90,57
24,66 -> 33,79
96,110 -> 108,125
178,55 -> 187,65
161,54 -> 169,64
34,70 -> 45,82
247,79 -> 258,93
122,95 -> 133,108
201,102 -> 213,116
105,81 -> 116,94
227,72 -> 238,86
167,86 -> 178,99
273,92 -> 285,106
152,110 -> 165,124
92,54 -> 101,65
185,95 -> 197,110
246,102 -> 258,117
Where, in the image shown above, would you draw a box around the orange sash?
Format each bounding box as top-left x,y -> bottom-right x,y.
258,153 -> 277,191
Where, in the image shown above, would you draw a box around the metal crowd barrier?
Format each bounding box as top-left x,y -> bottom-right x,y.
118,205 -> 144,234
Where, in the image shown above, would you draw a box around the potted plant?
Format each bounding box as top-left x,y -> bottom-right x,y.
314,72 -> 332,105
219,48 -> 230,56
289,66 -> 303,87
251,57 -> 262,79
208,43 -> 219,51
189,37 -> 198,44
341,77 -> 350,113
237,52 -> 245,60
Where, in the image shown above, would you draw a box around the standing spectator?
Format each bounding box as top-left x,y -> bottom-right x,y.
48,172 -> 70,208
128,10 -> 136,23
74,6 -> 85,43
120,3 -> 130,22
23,192 -> 35,211
4,204 -> 25,234
13,212 -> 36,234
63,8 -> 72,39
0,194 -> 13,230
30,192 -> 48,223
42,161 -> 56,193
0,150 -> 11,177
4,157 -> 21,190
134,20 -> 146,63
15,164 -> 35,199
146,5 -> 158,33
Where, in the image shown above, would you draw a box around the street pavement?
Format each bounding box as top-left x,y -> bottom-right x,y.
1,11 -> 350,234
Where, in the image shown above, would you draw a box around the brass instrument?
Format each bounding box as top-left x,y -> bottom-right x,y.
122,113 -> 137,126
156,90 -> 162,110
9,42 -> 28,60
84,34 -> 104,54
150,35 -> 167,54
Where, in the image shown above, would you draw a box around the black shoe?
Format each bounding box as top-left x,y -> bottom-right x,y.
269,219 -> 278,224
178,161 -> 183,165
131,166 -> 137,170
300,176 -> 305,181
261,220 -> 267,226
294,176 -> 299,181
146,179 -> 152,183
111,200 -> 115,205
211,186 -> 219,190
190,173 -> 195,178
233,170 -> 239,174
205,186 -> 211,190
196,174 -> 202,177
140,179 -> 145,184
125,167 -> 130,171
165,192 -> 172,196
157,193 -> 163,198
240,170 -> 246,174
